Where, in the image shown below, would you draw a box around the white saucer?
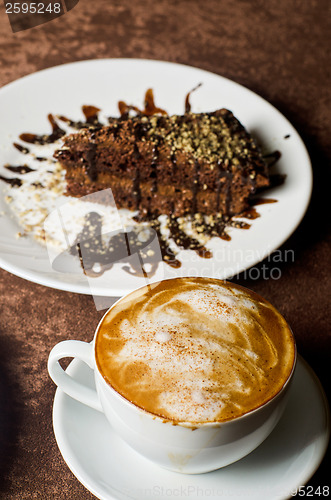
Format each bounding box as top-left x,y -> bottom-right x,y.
52,355 -> 330,500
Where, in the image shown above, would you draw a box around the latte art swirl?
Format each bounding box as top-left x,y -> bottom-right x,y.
96,278 -> 295,423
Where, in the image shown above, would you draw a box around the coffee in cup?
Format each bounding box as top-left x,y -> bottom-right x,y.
95,277 -> 295,424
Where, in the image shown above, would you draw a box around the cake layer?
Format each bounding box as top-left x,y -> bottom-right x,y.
64,169 -> 258,217
55,109 -> 269,217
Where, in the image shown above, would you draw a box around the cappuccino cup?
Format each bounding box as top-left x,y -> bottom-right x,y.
48,277 -> 296,474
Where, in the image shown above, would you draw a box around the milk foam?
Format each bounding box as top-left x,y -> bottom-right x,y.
96,278 -> 295,423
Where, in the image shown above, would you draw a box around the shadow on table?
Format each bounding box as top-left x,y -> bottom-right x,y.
0,334 -> 22,492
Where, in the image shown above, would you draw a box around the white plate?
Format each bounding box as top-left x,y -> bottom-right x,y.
0,59 -> 312,297
52,355 -> 330,500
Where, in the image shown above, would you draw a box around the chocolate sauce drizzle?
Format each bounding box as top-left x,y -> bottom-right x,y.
252,197 -> 277,206
144,88 -> 167,116
150,221 -> 181,268
238,207 -> 260,220
118,88 -> 167,119
118,101 -> 141,119
263,150 -> 281,167
85,143 -> 98,182
185,83 -> 202,113
5,164 -> 35,174
13,143 -> 30,154
168,216 -> 212,259
269,174 -> 286,188
66,212 -> 160,278
82,105 -> 101,124
20,114 -> 66,145
133,138 -> 142,210
0,175 -> 22,187
66,212 -> 214,275
58,106 -> 103,130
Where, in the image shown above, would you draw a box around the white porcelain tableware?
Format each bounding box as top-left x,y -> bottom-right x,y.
52,355 -> 330,500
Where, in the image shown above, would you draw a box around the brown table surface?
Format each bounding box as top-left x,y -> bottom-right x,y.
0,1 -> 330,498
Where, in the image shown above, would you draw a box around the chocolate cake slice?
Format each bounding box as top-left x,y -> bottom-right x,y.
54,109 -> 269,218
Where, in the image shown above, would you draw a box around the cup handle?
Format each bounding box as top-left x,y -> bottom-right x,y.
48,340 -> 103,412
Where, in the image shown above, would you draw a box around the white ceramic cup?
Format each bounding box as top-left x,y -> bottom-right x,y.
48,283 -> 296,474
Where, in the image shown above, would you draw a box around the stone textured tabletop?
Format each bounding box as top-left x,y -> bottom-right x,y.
0,0 -> 330,498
